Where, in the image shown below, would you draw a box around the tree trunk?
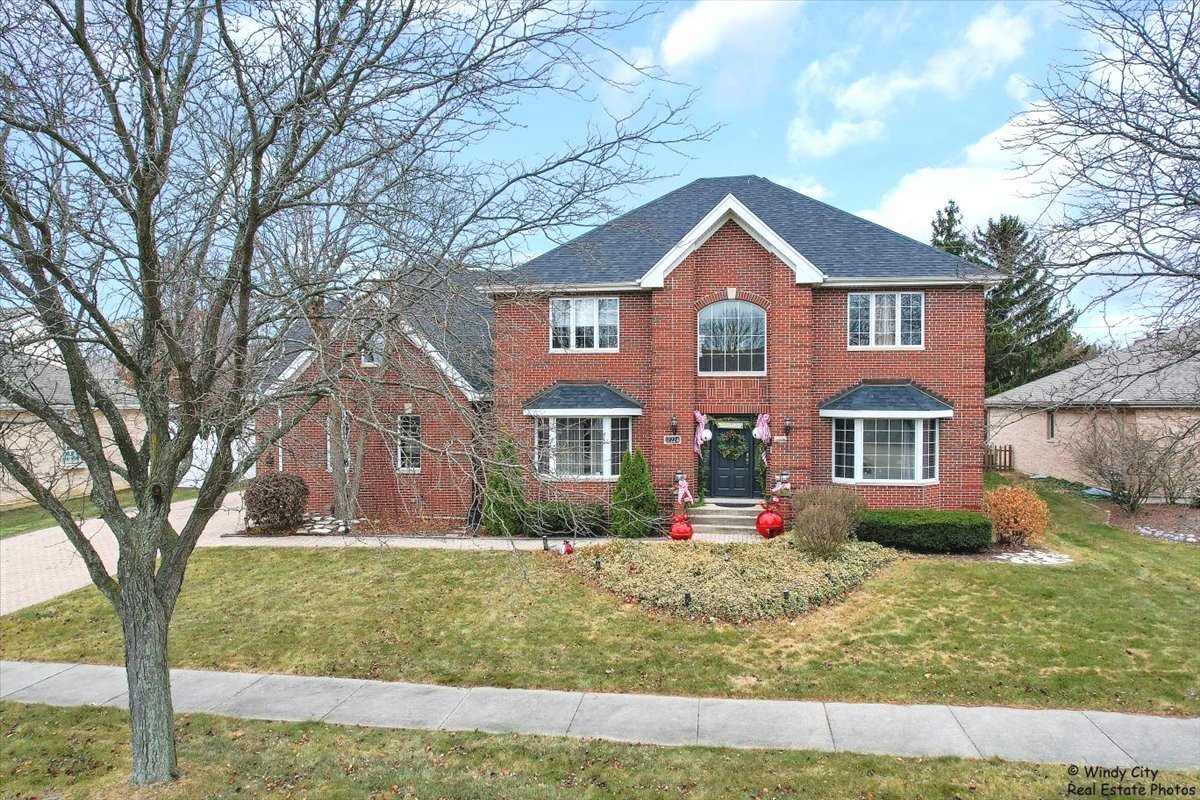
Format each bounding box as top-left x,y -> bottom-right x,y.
120,567 -> 178,784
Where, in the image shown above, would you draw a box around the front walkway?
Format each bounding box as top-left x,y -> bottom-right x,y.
2,660 -> 1196,770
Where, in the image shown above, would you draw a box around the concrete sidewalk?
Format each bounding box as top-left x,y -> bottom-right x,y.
2,660 -> 1196,770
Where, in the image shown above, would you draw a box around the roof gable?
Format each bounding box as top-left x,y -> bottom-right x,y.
639,193 -> 824,288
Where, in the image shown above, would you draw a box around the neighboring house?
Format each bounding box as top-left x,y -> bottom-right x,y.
986,326 -> 1200,484
262,175 -> 997,526
0,357 -> 144,509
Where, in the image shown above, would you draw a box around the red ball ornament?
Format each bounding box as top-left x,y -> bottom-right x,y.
756,501 -> 784,539
669,514 -> 694,540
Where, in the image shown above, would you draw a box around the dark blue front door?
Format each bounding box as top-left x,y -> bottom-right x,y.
708,422 -> 755,498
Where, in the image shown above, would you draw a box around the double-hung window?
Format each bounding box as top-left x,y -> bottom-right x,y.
848,292 -> 924,348
326,413 -> 351,473
534,417 -> 631,479
62,447 -> 82,467
361,330 -> 384,367
550,297 -> 619,351
833,418 -> 939,483
397,415 -> 421,473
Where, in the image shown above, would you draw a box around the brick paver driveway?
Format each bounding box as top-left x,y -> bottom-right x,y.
0,493 -> 246,614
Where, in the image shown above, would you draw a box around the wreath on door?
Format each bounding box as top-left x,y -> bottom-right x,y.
716,429 -> 749,462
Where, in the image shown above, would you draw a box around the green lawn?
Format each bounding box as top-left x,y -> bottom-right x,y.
1,478 -> 1197,715
9,702 -> 1194,800
0,487 -> 201,540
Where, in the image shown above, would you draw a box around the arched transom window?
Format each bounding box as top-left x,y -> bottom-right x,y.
697,300 -> 766,374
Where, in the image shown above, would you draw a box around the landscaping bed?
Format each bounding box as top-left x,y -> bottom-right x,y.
564,538 -> 895,621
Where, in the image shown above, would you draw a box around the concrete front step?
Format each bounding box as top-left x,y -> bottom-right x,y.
691,523 -> 759,535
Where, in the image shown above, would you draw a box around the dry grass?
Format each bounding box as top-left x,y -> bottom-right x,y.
1,475 -> 1197,715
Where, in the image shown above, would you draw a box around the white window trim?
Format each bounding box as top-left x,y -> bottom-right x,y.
523,407 -> 642,418
549,297 -> 620,353
276,407 -> 284,471
396,415 -> 422,474
697,300 -> 768,377
847,291 -> 925,350
831,418 -> 941,486
62,447 -> 83,468
534,416 -> 631,482
1046,410 -> 1057,441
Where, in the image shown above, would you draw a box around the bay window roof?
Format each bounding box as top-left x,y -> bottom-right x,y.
819,382 -> 953,418
522,382 -> 643,416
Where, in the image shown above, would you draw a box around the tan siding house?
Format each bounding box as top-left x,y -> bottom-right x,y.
985,327 -> 1199,485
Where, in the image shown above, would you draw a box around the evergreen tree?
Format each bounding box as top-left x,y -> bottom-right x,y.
481,437 -> 526,535
930,200 -> 974,259
972,215 -> 1095,394
610,448 -> 660,538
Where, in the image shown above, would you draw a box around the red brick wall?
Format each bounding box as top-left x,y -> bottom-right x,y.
256,335 -> 479,529
492,219 -> 986,511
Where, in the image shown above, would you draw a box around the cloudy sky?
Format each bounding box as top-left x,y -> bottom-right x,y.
589,0 -> 1075,238
491,1 -> 1149,342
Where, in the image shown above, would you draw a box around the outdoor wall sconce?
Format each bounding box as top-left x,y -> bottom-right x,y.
780,471 -> 790,485
674,469 -> 685,485
670,415 -> 679,435
783,417 -> 793,436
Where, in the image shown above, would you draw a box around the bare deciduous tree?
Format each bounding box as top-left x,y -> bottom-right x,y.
0,0 -> 704,783
1013,0 -> 1199,342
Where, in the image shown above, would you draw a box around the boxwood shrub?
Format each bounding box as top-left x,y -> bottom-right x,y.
526,501 -> 608,537
857,509 -> 992,553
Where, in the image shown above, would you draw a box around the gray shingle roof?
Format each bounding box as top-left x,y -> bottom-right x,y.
986,325 -> 1200,408
820,382 -> 953,414
523,382 -> 644,412
503,176 -> 992,287
260,282 -> 493,395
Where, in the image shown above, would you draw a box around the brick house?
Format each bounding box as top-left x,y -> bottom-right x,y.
261,176 -> 995,527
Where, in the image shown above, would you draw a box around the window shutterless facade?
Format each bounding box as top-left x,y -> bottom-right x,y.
697,299 -> 766,374
62,447 -> 82,467
1046,410 -> 1056,440
534,416 -> 632,479
847,291 -> 924,348
550,297 -> 619,351
396,415 -> 421,473
833,418 -> 939,483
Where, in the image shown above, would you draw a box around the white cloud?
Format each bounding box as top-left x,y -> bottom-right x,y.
660,0 -> 802,69
772,175 -> 831,200
788,117 -> 884,158
788,5 -> 1034,160
858,118 -> 1051,241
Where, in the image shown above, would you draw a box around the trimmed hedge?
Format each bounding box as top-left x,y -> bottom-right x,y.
857,509 -> 993,553
526,501 -> 608,537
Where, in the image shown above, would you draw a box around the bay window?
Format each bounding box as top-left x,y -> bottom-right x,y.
550,297 -> 619,351
832,418 -> 939,483
534,416 -> 632,479
848,291 -> 923,348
